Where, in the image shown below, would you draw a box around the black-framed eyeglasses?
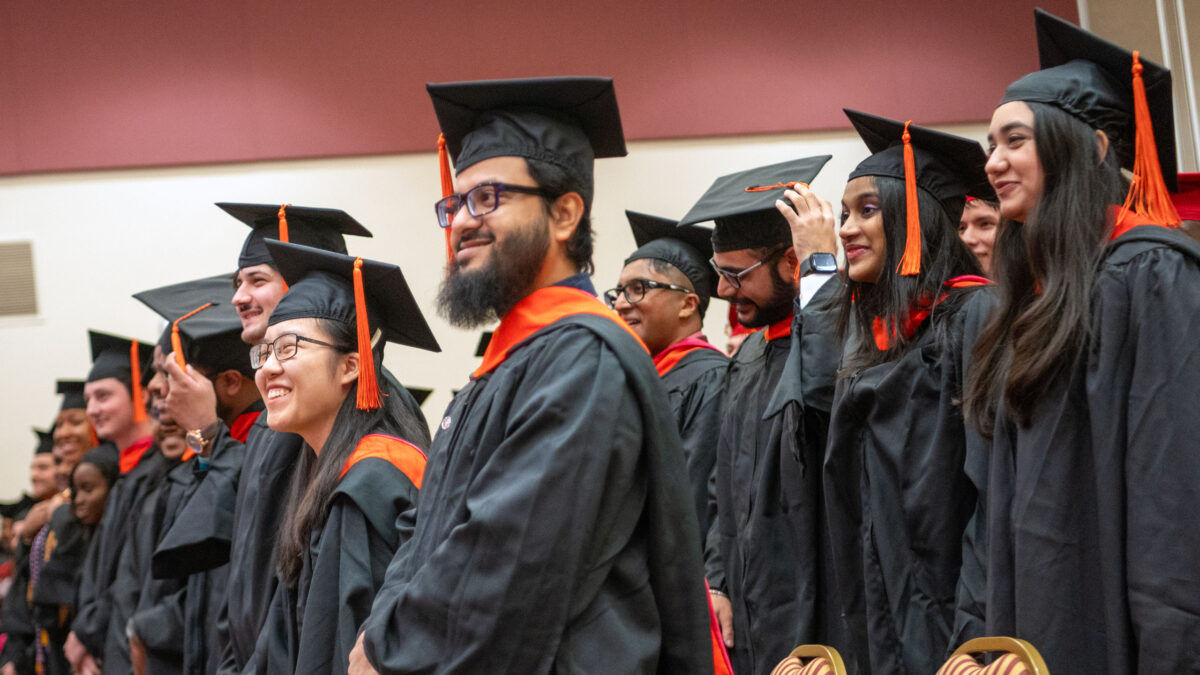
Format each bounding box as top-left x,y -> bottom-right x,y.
709,246 -> 789,289
250,333 -> 347,370
434,182 -> 552,229
603,278 -> 694,308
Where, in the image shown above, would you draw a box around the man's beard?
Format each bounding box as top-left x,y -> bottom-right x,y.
437,216 -> 551,329
734,265 -> 796,328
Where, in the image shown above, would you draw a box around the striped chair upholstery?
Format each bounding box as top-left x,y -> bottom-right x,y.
937,637 -> 1049,675
769,644 -> 847,675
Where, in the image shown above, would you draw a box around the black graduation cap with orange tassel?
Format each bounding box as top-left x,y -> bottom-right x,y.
427,77 -> 628,266
1001,8 -> 1180,235
264,240 -> 440,410
844,109 -> 996,276
87,330 -> 155,424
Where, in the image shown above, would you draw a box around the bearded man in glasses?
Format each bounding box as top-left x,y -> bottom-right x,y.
350,77 -> 713,674
676,157 -> 843,675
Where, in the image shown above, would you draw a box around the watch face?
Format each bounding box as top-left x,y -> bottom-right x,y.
186,432 -> 204,451
812,252 -> 837,272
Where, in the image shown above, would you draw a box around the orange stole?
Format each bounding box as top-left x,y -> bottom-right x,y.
653,341 -> 722,377
473,285 -> 647,379
338,433 -> 427,488
764,313 -> 794,342
119,436 -> 153,474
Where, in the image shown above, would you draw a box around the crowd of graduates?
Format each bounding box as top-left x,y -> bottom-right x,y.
2,8 -> 1199,674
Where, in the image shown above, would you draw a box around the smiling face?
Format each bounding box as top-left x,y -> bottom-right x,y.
612,259 -> 697,356
29,454 -> 57,500
959,200 -> 1000,275
987,101 -> 1044,223
233,264 -> 287,344
71,462 -> 110,526
437,156 -> 553,327
84,378 -> 135,442
255,318 -> 356,453
713,246 -> 795,328
53,408 -> 92,473
839,176 -> 887,284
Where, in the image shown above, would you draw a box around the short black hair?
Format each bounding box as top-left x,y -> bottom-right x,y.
526,158 -> 594,274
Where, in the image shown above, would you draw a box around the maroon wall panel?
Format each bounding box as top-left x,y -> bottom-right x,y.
0,0 -> 1077,175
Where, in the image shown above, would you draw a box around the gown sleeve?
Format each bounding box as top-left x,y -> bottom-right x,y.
1087,242 -> 1200,672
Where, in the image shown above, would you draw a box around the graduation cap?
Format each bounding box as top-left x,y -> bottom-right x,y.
428,77 -> 627,265
57,380 -> 86,412
34,428 -> 53,455
0,495 -> 34,519
845,109 -> 997,275
88,330 -> 154,423
474,331 -> 493,358
133,274 -> 252,376
623,210 -> 717,317
430,77 -> 626,188
266,240 -> 441,410
678,156 -> 832,253
1000,8 -> 1179,227
219,202 -> 374,271
405,387 -> 433,406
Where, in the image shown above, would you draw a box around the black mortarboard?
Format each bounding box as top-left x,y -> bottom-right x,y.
220,203 -> 374,270
623,211 -> 716,317
405,387 -> 433,406
0,495 -> 34,519
474,332 -> 493,358
1000,8 -> 1177,191
57,380 -> 86,412
678,156 -> 832,253
266,240 -> 441,410
268,240 -> 440,352
428,77 -> 627,193
88,330 -> 154,385
34,428 -> 53,455
133,274 -> 253,375
847,109 -> 997,217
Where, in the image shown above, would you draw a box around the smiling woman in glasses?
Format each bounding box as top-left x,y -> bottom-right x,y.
245,240 -> 440,674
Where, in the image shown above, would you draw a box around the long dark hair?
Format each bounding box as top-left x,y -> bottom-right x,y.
276,319 -> 430,584
838,175 -> 983,374
964,102 -> 1128,432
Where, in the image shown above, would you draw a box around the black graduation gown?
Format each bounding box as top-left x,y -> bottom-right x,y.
984,224 -> 1200,667
823,288 -> 995,675
248,437 -> 423,674
71,444 -> 166,659
0,500 -> 38,673
32,504 -> 97,675
984,226 -> 1200,673
705,280 -> 842,675
659,345 -> 729,537
361,314 -> 713,674
103,453 -> 184,675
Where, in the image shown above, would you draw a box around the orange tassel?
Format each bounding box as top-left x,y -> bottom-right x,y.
352,258 -> 380,410
277,204 -> 291,293
1116,51 -> 1181,232
438,134 -> 455,266
171,303 -> 214,370
897,121 -> 922,275
130,341 -> 146,423
744,181 -> 809,193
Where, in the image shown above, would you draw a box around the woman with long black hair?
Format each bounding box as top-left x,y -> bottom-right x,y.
246,240 -> 440,674
782,110 -> 996,674
963,10 -> 1200,673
